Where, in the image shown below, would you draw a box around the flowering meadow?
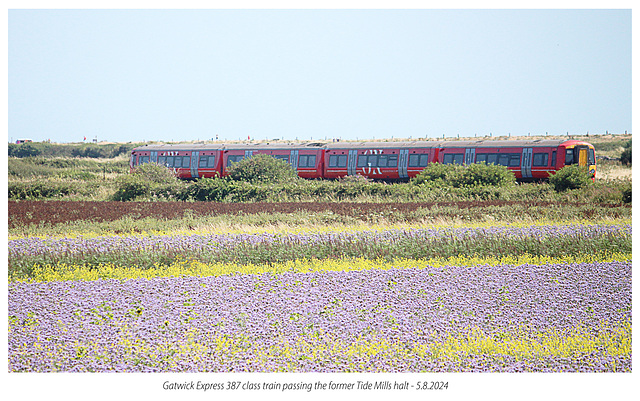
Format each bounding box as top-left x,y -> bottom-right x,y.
7,213 -> 632,373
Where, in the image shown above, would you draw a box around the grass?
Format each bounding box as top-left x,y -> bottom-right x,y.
7,203 -> 632,239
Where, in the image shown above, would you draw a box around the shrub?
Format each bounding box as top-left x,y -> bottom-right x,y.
549,165 -> 594,192
8,143 -> 41,158
448,162 -> 516,188
412,162 -> 515,188
8,181 -> 84,200
227,154 -> 298,184
131,162 -> 179,183
411,163 -> 454,186
181,178 -> 240,202
113,163 -> 182,201
622,182 -> 632,203
620,140 -> 631,165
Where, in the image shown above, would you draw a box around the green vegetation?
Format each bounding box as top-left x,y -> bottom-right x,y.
227,154 -> 299,183
412,162 -> 516,187
549,165 -> 594,192
620,140 -> 631,165
7,135 -> 632,204
8,142 -> 141,159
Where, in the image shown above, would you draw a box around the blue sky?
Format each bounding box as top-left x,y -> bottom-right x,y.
8,8 -> 632,144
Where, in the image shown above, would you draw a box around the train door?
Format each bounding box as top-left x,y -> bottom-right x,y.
290,150 -> 299,170
521,148 -> 533,179
347,150 -> 358,176
245,150 -> 253,159
398,149 -> 409,179
577,146 -> 588,167
190,151 -> 200,178
464,148 -> 475,165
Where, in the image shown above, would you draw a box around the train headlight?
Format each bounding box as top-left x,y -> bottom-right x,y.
589,168 -> 596,176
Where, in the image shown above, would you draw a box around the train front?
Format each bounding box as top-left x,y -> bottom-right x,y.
561,140 -> 597,179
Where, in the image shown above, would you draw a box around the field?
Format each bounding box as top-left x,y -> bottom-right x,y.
8,199 -> 632,373
7,136 -> 632,376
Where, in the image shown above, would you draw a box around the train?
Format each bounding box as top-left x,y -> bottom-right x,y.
130,139 -> 597,181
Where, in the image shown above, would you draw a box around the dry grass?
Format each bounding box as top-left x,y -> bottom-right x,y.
597,164 -> 632,181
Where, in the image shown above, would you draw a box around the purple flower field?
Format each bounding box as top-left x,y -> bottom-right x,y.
8,260 -> 631,372
8,224 -> 631,257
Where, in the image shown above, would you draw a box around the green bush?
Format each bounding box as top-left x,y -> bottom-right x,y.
622,182 -> 632,203
131,162 -> 179,183
227,154 -> 299,184
412,162 -> 516,188
8,181 -> 85,200
8,143 -> 41,158
181,177 -> 240,202
549,165 -> 594,192
8,142 -> 140,159
411,162 -> 453,186
448,162 -> 516,187
113,163 -> 183,201
620,140 -> 631,165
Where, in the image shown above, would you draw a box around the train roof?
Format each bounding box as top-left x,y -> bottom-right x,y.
324,139 -> 593,149
132,139 -> 595,152
132,142 -> 327,151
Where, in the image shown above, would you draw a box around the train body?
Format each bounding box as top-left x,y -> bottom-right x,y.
130,139 -> 597,181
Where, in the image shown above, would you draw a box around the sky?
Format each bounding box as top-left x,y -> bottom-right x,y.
7,7 -> 633,144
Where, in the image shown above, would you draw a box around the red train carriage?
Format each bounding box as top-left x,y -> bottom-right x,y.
129,144 -> 223,179
433,139 -> 596,181
131,142 -> 325,180
131,138 -> 596,182
322,142 -> 437,180
220,143 -> 325,179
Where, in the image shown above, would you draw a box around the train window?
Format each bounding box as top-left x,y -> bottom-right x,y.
299,155 -> 309,167
208,156 -> 215,168
329,154 -> 348,167
498,154 -> 509,166
378,155 -> 388,167
419,154 -> 429,167
140,156 -> 150,165
329,155 -> 338,168
367,155 -> 378,167
338,155 -> 347,167
183,156 -> 190,167
588,149 -> 595,165
509,154 -> 520,167
476,154 -> 487,163
357,155 -> 367,167
158,156 -> 166,166
565,149 -> 574,165
166,156 -> 174,167
274,155 -> 289,162
486,154 -> 498,165
551,151 -> 556,167
533,153 -> 549,167
199,156 -> 208,168
388,155 -> 398,167
174,157 -> 182,168
299,154 -> 316,168
409,154 -> 420,167
227,155 -> 244,167
444,154 -> 464,165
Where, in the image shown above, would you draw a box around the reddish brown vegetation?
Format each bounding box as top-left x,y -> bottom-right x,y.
7,200 -> 628,229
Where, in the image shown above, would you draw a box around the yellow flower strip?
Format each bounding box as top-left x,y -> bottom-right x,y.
15,251 -> 631,283
12,319 -> 629,372
9,218 -> 631,241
